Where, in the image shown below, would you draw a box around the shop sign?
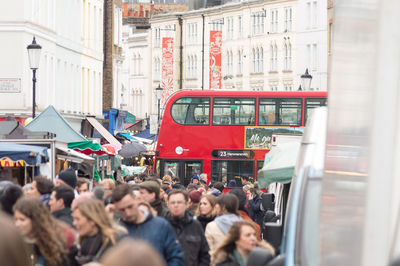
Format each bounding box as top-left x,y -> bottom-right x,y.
1,157 -> 25,167
0,78 -> 21,93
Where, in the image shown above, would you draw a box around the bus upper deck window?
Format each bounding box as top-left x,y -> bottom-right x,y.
171,97 -> 210,125
212,97 -> 256,125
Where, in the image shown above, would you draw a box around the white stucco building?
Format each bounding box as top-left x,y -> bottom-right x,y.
296,0 -> 327,91
0,0 -> 104,130
150,0 -> 301,98
121,24 -> 150,119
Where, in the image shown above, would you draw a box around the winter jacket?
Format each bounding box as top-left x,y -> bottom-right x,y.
167,211 -> 210,266
249,195 -> 264,229
205,214 -> 241,252
151,198 -> 169,218
215,253 -> 242,266
121,211 -> 184,266
53,208 -> 74,228
73,232 -> 114,265
215,250 -> 247,266
196,215 -> 215,231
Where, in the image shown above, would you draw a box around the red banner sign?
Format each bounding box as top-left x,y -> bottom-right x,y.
161,37 -> 174,105
209,31 -> 222,89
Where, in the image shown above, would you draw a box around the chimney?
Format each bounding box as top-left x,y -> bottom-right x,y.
145,10 -> 149,18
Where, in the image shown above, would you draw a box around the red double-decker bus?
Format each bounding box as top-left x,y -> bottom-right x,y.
154,90 -> 327,187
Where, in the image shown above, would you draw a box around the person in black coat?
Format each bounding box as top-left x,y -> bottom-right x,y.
167,189 -> 210,266
49,185 -> 75,227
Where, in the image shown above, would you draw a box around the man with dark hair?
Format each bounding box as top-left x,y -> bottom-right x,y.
76,177 -> 90,194
27,177 -> 54,206
209,181 -> 224,197
111,184 -> 183,266
241,175 -> 250,186
139,181 -> 168,218
49,186 -> 75,227
166,190 -> 210,266
0,184 -> 23,216
172,177 -> 184,189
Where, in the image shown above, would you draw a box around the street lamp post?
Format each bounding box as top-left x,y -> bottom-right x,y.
27,37 -> 42,118
301,68 -> 313,91
155,84 -> 163,137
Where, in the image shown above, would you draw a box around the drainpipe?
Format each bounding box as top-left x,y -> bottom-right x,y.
178,16 -> 183,90
202,14 -> 205,90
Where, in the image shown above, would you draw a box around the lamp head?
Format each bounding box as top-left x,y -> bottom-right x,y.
300,68 -> 312,91
155,84 -> 163,101
27,37 -> 42,70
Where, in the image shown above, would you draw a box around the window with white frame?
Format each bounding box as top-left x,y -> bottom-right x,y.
238,49 -> 243,75
270,9 -> 278,33
252,48 -> 263,73
312,43 -> 317,70
284,43 -> 291,70
285,7 -> 292,31
252,86 -> 263,91
306,2 -> 311,29
270,84 -> 278,91
154,28 -> 161,47
312,1 -> 318,28
187,23 -> 198,44
186,55 -> 198,79
252,12 -> 265,35
211,19 -> 223,31
227,51 -> 233,74
154,57 -> 161,80
227,17 -> 234,40
283,82 -> 293,91
270,44 -> 278,71
238,16 -> 243,38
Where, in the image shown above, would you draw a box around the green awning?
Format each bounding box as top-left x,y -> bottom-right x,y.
26,105 -> 87,142
258,142 -> 301,188
125,112 -> 136,124
68,141 -> 112,156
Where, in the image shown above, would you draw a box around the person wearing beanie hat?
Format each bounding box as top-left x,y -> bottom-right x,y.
191,174 -> 200,185
56,168 -> 77,189
139,181 -> 168,218
188,189 -> 202,214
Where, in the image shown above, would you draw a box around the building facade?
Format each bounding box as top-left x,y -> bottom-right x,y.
0,0 -> 104,130
296,0 -> 328,91
150,0 -> 304,102
122,25 -> 150,119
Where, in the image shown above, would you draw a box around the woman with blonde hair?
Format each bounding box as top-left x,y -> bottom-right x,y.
13,197 -> 69,266
72,198 -> 124,264
196,194 -> 217,230
211,220 -> 275,266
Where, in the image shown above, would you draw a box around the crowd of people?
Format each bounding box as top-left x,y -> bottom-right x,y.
0,170 -> 276,266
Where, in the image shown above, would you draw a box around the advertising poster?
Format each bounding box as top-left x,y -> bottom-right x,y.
209,31 -> 222,89
161,37 -> 174,105
244,127 -> 305,149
